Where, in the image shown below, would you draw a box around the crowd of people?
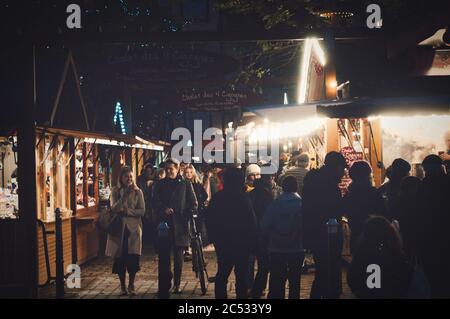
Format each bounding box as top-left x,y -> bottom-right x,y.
105,146 -> 450,299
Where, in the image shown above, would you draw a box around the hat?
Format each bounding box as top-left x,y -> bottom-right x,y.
245,164 -> 261,178
295,153 -> 310,167
349,160 -> 372,180
422,154 -> 443,173
324,151 -> 347,168
391,158 -> 411,178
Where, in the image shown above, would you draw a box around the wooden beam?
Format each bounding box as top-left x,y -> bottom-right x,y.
8,29 -> 375,45
16,44 -> 38,297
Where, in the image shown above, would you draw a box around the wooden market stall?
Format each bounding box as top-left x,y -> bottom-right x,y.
1,127 -> 169,286
38,127 -> 168,271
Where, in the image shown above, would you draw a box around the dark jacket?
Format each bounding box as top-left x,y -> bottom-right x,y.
205,189 -> 258,254
191,181 -> 208,215
152,176 -> 198,247
302,167 -> 344,249
378,179 -> 403,220
347,246 -> 414,299
417,173 -> 450,298
249,182 -> 274,223
344,183 -> 387,249
261,192 -> 303,253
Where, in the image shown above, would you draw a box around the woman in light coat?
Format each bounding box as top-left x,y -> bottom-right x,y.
106,166 -> 145,296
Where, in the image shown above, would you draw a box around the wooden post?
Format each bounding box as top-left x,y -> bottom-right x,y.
326,119 -> 339,153
16,45 -> 38,297
82,143 -> 88,207
69,138 -> 78,264
369,119 -> 383,187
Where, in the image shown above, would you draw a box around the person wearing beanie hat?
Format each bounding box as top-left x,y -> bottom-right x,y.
278,152 -> 310,196
344,160 -> 386,252
245,164 -> 261,192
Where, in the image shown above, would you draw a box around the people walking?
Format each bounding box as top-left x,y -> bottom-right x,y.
152,159 -> 198,298
302,151 -> 346,299
205,167 -> 258,299
261,176 -> 304,299
106,166 -> 145,296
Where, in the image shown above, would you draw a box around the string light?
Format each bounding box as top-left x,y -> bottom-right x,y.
113,102 -> 127,135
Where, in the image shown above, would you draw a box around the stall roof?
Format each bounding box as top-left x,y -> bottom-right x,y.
317,96 -> 450,118
245,100 -> 343,122
36,126 -> 170,151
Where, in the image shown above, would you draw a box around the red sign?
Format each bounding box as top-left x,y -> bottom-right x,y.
339,146 -> 364,196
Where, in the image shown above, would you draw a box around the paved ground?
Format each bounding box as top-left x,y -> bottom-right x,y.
38,247 -> 353,299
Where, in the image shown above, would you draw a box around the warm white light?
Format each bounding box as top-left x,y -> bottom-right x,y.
247,117 -> 326,143
328,80 -> 338,89
298,38 -> 326,104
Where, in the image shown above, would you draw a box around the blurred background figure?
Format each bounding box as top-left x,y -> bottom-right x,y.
278,152 -> 310,197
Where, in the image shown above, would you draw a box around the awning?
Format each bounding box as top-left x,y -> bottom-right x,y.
317,96 -> 450,118
245,100 -> 344,122
36,126 -> 170,151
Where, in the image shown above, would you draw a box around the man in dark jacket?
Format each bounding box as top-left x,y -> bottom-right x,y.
152,158 -> 198,298
249,175 -> 275,298
344,160 -> 387,252
205,167 -> 258,299
418,155 -> 450,298
261,176 -> 304,299
302,151 -> 346,299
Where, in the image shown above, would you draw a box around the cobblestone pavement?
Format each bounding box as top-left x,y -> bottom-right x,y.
38,246 -> 354,299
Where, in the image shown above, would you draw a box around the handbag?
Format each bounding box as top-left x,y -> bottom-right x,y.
99,210 -> 123,236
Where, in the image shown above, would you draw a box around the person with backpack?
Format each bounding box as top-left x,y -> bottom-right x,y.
261,176 -> 304,299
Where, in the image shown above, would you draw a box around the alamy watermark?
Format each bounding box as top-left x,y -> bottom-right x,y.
66,264 -> 81,289
366,264 -> 381,289
170,120 -> 279,174
366,4 -> 383,29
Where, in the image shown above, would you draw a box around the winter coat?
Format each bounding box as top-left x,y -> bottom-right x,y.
347,245 -> 414,299
105,186 -> 145,258
205,189 -> 258,254
417,173 -> 450,298
261,192 -> 303,253
343,183 -> 387,250
152,176 -> 198,247
302,167 -> 344,250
